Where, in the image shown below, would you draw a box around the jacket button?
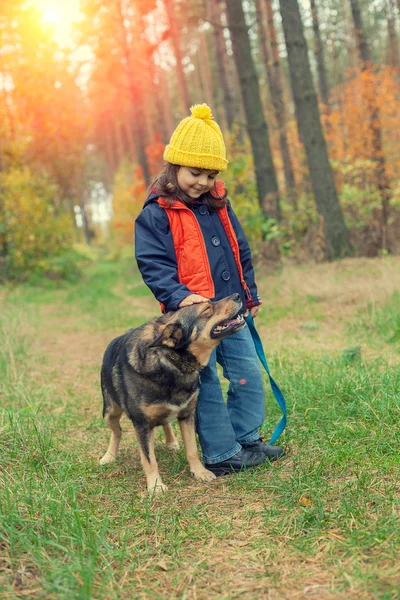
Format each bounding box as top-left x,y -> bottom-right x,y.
222,271 -> 230,281
212,236 -> 220,246
199,206 -> 208,215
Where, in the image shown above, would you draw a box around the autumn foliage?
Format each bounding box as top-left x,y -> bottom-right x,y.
1,0 -> 400,280
0,167 -> 74,279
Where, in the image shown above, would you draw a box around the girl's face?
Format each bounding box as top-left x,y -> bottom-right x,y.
176,166 -> 219,199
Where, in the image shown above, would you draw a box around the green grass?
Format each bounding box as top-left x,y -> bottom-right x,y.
0,256 -> 400,599
350,290 -> 400,348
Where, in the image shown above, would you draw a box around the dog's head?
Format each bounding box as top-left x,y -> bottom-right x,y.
149,294 -> 245,365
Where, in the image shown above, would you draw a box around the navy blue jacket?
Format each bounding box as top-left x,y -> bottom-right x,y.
134,194 -> 261,312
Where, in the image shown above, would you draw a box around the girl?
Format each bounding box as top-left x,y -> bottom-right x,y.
134,104 -> 284,476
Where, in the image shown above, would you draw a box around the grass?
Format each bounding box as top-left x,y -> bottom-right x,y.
349,290 -> 400,347
0,253 -> 400,599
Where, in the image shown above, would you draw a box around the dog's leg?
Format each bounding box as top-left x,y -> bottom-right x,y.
100,399 -> 123,465
178,417 -> 216,483
135,426 -> 167,494
163,424 -> 180,451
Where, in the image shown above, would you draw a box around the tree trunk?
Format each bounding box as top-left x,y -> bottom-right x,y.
386,0 -> 399,67
279,0 -> 351,258
116,1 -> 150,184
164,0 -> 191,113
148,59 -> 170,144
255,0 -> 273,92
156,63 -> 175,141
309,0 -> 330,109
219,1 -> 245,140
132,105 -> 151,185
79,197 -> 93,245
207,0 -> 236,130
105,123 -> 118,178
349,0 -> 391,250
262,0 -> 298,208
225,0 -> 280,221
197,32 -> 215,111
349,0 -> 370,64
122,117 -> 136,162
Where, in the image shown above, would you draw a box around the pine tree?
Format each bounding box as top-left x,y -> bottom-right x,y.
279,0 -> 351,258
225,0 -> 280,221
349,0 -> 391,250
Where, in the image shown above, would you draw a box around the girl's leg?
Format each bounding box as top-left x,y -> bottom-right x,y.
196,348 -> 242,464
217,325 -> 265,444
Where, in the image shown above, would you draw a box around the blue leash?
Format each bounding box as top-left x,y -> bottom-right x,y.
245,314 -> 287,444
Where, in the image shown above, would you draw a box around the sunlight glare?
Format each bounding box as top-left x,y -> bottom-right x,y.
35,0 -> 82,46
42,8 -> 62,24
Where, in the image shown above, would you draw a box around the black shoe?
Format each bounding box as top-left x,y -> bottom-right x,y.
241,438 -> 285,461
205,448 -> 266,477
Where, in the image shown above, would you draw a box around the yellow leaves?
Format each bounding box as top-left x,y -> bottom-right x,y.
111,161 -> 146,247
0,166 -> 73,278
326,66 -> 399,171
298,496 -> 313,507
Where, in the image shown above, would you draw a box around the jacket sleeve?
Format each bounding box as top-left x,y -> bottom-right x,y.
227,202 -> 262,308
134,203 -> 192,310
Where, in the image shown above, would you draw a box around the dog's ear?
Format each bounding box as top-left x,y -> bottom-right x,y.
149,322 -> 184,349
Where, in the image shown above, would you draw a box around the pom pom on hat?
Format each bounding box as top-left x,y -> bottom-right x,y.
190,104 -> 213,121
163,103 -> 228,172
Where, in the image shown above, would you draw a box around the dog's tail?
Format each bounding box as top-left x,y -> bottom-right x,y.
101,370 -> 113,418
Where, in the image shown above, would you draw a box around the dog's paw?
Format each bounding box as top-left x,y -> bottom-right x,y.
148,482 -> 168,495
99,452 -> 117,465
192,468 -> 217,482
165,441 -> 180,451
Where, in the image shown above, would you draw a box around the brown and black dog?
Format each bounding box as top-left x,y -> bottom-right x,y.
100,293 -> 245,493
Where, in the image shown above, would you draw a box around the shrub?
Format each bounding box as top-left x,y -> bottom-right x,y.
0,167 -> 74,281
111,161 -> 145,246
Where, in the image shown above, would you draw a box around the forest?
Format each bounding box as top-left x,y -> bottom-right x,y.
1,0 -> 400,281
1,2 -> 400,599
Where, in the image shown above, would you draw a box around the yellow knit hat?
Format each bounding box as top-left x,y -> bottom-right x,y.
163,104 -> 228,172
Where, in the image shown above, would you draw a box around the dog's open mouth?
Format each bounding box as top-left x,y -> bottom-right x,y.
210,313 -> 246,339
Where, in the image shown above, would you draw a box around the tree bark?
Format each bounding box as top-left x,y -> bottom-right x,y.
262,0 -> 298,208
197,32 -> 215,111
164,0 -> 191,113
279,0 -> 351,258
349,0 -> 370,64
105,122 -> 118,176
147,58 -> 170,144
349,0 -> 391,250
156,63 -> 175,141
225,0 -> 280,221
116,1 -> 150,184
309,0 -> 330,109
386,0 -> 399,67
206,0 -> 236,130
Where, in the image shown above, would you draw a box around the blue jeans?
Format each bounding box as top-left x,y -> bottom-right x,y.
196,324 -> 265,464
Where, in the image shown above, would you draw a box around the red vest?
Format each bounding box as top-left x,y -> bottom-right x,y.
155,196 -> 251,304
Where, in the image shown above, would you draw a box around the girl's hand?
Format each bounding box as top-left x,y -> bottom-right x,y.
244,306 -> 261,319
178,294 -> 209,308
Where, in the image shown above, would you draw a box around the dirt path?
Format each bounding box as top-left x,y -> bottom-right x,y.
13,257 -> 399,599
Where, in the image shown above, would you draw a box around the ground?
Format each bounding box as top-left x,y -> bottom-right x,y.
0,253 -> 399,599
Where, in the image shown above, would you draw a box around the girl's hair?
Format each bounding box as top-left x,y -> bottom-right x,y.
150,163 -> 228,211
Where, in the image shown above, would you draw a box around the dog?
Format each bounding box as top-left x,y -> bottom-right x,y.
100,293 -> 246,493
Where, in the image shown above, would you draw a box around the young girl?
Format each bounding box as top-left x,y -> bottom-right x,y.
134,104 -> 284,476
